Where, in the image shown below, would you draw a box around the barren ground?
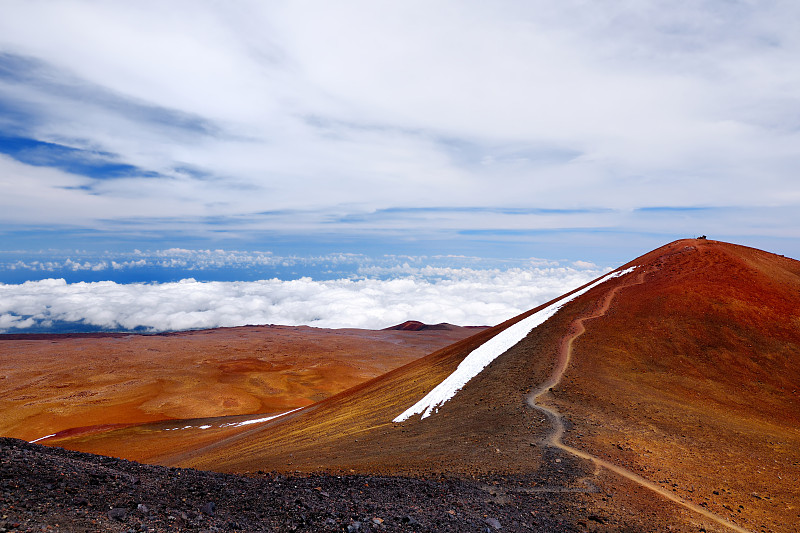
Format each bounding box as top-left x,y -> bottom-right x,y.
0,323 -> 481,450
2,240 -> 798,532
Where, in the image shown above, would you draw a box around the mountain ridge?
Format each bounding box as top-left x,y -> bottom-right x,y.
4,238 -> 798,531
164,238 -> 800,532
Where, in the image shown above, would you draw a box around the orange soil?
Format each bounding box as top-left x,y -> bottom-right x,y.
551,239 -> 800,532
530,268 -> 751,532
163,278 -> 630,477
164,322 -> 525,473
0,324 -> 481,445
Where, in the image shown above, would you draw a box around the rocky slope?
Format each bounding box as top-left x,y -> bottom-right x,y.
3,437 -> 629,532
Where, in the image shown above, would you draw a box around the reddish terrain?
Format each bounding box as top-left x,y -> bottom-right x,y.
162,239 -> 799,532
3,239 -> 798,532
0,323 -> 482,453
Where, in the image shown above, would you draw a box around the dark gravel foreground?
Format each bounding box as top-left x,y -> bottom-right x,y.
1,438 -> 626,532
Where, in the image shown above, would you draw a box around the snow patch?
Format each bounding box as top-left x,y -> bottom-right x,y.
29,433 -> 56,443
218,407 -> 304,428
161,408 -> 304,432
393,267 -> 636,422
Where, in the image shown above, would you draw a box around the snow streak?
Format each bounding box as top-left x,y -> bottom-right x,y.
393,268 -> 636,422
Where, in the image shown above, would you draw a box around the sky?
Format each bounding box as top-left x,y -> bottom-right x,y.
1,1 -> 799,332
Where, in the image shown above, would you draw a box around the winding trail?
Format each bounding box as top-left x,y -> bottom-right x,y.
526,269 -> 752,533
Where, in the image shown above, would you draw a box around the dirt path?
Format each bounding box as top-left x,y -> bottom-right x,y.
526,269 -> 753,533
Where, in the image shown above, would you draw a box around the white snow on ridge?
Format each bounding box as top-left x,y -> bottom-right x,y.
393,267 -> 636,422
29,433 -> 56,443
218,407 -> 304,428
161,407 -> 305,432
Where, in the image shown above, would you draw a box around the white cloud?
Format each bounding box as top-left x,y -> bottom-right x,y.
0,312 -> 35,330
0,266 -> 605,332
0,0 -> 799,244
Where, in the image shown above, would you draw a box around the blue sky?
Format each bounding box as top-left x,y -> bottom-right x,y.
1,1 -> 799,331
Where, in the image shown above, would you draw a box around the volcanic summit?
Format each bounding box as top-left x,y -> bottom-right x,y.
2,239 -> 799,532
166,239 -> 800,532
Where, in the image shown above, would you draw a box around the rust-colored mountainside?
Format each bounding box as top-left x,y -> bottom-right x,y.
0,323 -> 481,459
162,239 -> 799,532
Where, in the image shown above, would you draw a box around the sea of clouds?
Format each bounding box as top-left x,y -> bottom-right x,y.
0,262 -> 607,333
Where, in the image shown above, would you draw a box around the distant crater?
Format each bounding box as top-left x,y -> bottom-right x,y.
384,320 -> 468,331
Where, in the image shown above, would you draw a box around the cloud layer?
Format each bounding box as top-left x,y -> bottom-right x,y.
0,265 -> 605,332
